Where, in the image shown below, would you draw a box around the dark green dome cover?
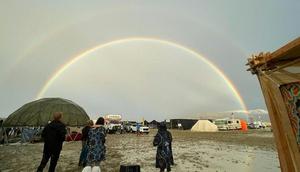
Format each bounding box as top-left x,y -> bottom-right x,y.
4,98 -> 90,126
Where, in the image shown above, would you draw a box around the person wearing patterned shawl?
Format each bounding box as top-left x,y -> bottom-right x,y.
86,117 -> 106,168
153,122 -> 174,172
79,120 -> 94,167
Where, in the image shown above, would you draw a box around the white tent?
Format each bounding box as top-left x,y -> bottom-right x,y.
191,120 -> 218,132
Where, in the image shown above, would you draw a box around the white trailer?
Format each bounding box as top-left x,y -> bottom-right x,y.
104,114 -> 123,134
214,119 -> 241,130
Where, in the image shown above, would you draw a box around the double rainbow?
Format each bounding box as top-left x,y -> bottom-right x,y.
36,37 -> 248,112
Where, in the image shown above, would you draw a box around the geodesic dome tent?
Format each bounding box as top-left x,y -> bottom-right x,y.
3,98 -> 90,127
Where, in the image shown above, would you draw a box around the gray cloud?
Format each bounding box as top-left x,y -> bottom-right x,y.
1,0 -> 300,120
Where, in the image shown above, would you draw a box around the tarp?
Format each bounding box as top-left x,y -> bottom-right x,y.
240,120 -> 248,131
21,128 -> 40,143
3,98 -> 90,127
191,120 -> 218,132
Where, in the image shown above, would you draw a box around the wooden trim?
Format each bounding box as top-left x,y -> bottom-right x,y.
272,83 -> 300,172
269,72 -> 300,85
267,58 -> 300,74
271,37 -> 300,60
278,70 -> 300,81
258,74 -> 300,172
247,37 -> 300,73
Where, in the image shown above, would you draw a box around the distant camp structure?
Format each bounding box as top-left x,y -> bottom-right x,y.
149,120 -> 158,128
247,37 -> 300,172
191,120 -> 218,132
3,98 -> 90,127
170,119 -> 198,130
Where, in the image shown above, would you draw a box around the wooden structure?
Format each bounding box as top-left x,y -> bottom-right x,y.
247,37 -> 300,172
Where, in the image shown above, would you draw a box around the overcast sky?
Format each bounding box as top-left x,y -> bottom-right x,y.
0,1 -> 299,120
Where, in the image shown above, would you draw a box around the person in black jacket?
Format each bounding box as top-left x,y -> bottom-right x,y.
37,112 -> 66,172
153,122 -> 174,172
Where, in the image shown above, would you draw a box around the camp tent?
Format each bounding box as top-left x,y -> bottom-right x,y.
191,120 -> 218,132
247,37 -> 300,172
3,98 -> 90,127
149,120 -> 158,128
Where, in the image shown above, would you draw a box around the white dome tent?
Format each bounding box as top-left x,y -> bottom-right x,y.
191,120 -> 218,132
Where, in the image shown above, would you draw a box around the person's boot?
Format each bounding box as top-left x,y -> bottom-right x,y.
167,165 -> 171,172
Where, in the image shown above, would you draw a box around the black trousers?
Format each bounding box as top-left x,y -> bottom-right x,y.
37,150 -> 61,172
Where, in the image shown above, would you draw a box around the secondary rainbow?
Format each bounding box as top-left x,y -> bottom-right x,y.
36,37 -> 248,112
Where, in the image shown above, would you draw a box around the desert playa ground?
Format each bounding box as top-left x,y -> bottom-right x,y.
0,129 -> 279,172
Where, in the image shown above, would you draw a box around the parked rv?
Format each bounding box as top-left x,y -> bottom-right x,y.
214,119 -> 228,130
104,114 -> 123,134
228,119 -> 242,130
214,119 -> 241,130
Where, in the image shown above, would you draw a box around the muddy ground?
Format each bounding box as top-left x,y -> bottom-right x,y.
0,129 -> 279,172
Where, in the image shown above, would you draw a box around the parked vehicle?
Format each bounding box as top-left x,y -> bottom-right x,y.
227,119 -> 241,130
104,114 -> 123,134
130,123 -> 150,134
123,121 -> 136,132
247,123 -> 256,129
214,119 -> 228,130
248,121 -> 266,129
214,119 -> 241,130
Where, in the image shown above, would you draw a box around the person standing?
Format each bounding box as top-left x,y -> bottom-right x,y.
0,119 -> 7,144
37,112 -> 66,172
153,122 -> 174,172
85,117 -> 106,171
79,120 -> 94,167
136,123 -> 141,136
